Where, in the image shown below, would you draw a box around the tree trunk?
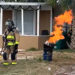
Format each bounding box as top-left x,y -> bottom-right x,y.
70,0 -> 75,49
70,19 -> 75,49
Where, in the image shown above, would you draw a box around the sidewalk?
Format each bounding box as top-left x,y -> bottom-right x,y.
0,50 -> 43,60
17,50 -> 43,59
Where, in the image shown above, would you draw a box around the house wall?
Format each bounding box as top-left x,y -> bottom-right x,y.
3,10 -> 51,35
38,36 -> 50,49
19,36 -> 49,50
3,10 -> 12,33
40,10 -> 50,35
19,36 -> 39,49
0,10 -> 51,50
0,36 -> 2,48
0,35 -> 49,50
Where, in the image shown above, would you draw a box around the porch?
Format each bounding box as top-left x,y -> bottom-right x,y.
0,2 -> 52,49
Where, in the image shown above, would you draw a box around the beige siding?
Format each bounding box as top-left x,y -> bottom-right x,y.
19,36 -> 49,50
0,35 -> 2,48
0,35 -> 49,50
38,36 -> 50,49
19,36 -> 39,50
40,10 -> 50,35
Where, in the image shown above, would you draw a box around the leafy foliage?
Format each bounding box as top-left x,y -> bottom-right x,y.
71,0 -> 75,15
46,0 -> 57,7
59,0 -> 72,10
46,0 -> 72,11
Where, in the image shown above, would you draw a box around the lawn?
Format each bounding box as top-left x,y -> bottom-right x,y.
0,49 -> 75,75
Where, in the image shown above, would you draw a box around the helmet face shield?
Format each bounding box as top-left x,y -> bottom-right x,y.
5,21 -> 11,26
5,20 -> 14,31
5,20 -> 14,25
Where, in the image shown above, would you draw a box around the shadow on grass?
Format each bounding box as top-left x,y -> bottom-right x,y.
26,47 -> 40,52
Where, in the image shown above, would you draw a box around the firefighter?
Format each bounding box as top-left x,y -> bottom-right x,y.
1,19 -> 20,65
11,27 -> 20,65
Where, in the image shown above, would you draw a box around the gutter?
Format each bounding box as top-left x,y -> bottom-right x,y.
0,2 -> 46,6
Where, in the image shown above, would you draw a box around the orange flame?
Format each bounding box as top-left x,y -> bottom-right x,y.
48,10 -> 73,44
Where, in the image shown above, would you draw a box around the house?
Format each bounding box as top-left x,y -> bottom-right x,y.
0,0 -> 52,50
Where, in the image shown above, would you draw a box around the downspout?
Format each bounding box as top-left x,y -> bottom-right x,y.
50,6 -> 52,33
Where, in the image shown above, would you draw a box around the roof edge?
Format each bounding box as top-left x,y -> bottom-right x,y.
0,2 -> 46,6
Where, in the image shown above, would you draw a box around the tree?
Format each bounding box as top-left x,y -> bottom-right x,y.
70,0 -> 75,49
46,0 -> 75,49
46,0 -> 72,13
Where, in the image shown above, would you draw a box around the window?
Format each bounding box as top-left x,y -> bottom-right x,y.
14,10 -> 36,35
14,10 -> 22,34
24,11 -> 35,35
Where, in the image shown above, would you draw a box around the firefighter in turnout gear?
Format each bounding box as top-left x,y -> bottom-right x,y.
1,19 -> 20,65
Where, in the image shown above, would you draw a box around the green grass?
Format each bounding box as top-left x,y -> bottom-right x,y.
54,49 -> 75,53
0,49 -> 75,75
0,56 -> 75,75
0,59 -> 54,75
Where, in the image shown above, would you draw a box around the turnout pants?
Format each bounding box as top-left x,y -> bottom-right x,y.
3,45 -> 18,62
